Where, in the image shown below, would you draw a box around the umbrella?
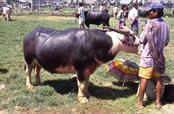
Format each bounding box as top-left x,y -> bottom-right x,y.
107,59 -> 139,82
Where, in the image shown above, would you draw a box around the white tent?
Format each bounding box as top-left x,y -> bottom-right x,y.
120,0 -> 132,5
0,0 -> 5,2
66,0 -> 96,4
18,0 -> 31,3
120,0 -> 151,5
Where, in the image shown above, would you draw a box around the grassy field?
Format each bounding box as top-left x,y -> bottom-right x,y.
0,15 -> 174,114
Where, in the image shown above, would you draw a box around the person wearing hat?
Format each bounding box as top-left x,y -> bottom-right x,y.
137,2 -> 170,109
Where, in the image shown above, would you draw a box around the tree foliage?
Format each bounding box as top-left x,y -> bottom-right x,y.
6,0 -> 18,4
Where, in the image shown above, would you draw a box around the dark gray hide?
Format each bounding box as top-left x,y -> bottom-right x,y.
0,7 -> 3,15
23,27 -> 114,81
84,10 -> 110,28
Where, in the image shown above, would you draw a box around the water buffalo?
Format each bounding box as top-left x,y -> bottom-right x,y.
75,10 -> 110,28
23,27 -> 139,103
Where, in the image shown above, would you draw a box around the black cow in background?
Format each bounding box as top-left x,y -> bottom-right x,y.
75,10 -> 110,28
84,10 -> 110,28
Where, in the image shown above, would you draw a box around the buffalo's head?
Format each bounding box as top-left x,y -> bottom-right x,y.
74,12 -> 79,18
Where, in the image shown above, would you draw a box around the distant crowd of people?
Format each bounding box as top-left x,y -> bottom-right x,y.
114,4 -> 139,35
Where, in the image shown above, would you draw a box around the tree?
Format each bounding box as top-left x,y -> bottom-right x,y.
6,0 -> 18,4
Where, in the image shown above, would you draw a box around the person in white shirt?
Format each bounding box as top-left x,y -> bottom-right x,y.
78,2 -> 85,28
128,4 -> 139,35
113,5 -> 119,19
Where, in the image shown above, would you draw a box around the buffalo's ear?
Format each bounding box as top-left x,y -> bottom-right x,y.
108,50 -> 115,58
96,50 -> 115,63
107,51 -> 115,62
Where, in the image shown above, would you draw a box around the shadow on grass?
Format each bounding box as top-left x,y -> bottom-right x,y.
43,77 -> 78,95
89,81 -> 138,100
43,78 -> 139,100
0,68 -> 8,75
144,84 -> 174,106
162,84 -> 174,104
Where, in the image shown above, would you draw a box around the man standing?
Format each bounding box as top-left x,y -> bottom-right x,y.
128,4 -> 139,35
113,5 -> 119,19
78,2 -> 85,28
137,2 -> 170,109
117,5 -> 128,29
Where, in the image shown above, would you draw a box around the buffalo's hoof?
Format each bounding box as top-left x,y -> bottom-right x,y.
78,96 -> 88,103
26,84 -> 34,90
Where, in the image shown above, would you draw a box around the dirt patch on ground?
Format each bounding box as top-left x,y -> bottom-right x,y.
171,29 -> 174,32
0,107 -> 115,114
1,103 -> 174,114
161,104 -> 174,114
145,104 -> 174,114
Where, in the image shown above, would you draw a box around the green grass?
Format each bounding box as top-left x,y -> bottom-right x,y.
0,15 -> 174,113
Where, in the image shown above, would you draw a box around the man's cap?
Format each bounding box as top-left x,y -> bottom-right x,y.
147,2 -> 164,11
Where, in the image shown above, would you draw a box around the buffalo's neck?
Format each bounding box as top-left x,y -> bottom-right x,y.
110,43 -> 121,56
106,31 -> 122,55
106,31 -> 138,55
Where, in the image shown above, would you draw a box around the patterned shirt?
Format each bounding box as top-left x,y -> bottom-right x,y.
139,18 -> 170,73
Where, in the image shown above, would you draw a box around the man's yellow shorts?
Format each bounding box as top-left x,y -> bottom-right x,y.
139,67 -> 160,79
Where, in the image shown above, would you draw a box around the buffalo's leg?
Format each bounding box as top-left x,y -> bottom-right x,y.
77,63 -> 99,103
2,14 -> 6,21
77,70 -> 89,103
7,14 -> 10,21
34,65 -> 41,85
25,61 -> 33,89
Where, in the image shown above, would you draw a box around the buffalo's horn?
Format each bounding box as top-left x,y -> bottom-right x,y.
104,26 -> 131,35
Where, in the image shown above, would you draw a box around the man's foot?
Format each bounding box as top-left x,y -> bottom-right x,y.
156,102 -> 162,109
136,102 -> 144,109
